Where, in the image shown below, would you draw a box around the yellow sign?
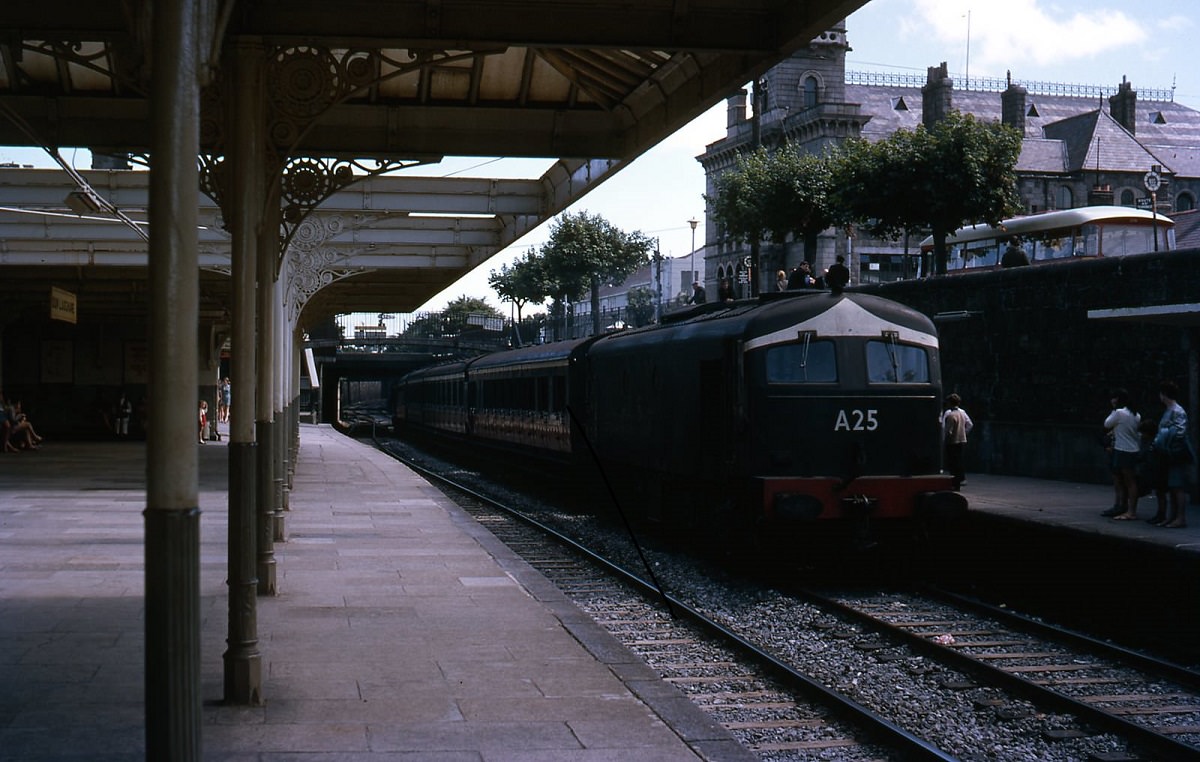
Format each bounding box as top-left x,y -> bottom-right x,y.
50,287 -> 77,324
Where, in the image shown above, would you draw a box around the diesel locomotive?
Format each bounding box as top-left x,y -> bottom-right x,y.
392,290 -> 967,542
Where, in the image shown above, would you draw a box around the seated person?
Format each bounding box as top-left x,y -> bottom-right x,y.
6,400 -> 43,450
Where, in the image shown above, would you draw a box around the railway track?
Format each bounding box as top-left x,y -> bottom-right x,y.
800,586 -> 1200,761
374,435 -> 1200,760
378,438 -> 941,760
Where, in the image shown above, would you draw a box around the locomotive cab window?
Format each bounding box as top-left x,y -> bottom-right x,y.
866,340 -> 929,383
765,340 -> 837,384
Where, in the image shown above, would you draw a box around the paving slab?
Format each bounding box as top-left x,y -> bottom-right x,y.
0,424 -> 750,761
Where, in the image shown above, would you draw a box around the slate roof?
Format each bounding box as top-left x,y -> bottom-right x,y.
1042,110 -> 1164,173
844,83 -> 1200,180
1172,209 -> 1200,248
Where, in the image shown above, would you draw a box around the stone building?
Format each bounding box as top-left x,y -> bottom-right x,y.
697,20 -> 1200,292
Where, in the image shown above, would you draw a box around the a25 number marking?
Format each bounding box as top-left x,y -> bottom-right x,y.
834,408 -> 878,431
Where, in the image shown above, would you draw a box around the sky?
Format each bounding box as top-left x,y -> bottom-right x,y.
3,0 -> 1197,316
405,0 -> 1200,313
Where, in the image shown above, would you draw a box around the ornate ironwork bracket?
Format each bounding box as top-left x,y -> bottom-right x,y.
283,213 -> 370,322
276,154 -> 431,268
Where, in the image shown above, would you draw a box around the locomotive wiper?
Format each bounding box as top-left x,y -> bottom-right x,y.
796,330 -> 815,382
881,329 -> 900,382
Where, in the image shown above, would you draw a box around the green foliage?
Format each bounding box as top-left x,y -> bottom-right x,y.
625,286 -> 656,327
835,112 -> 1022,274
707,144 -> 841,246
705,112 -> 1022,277
488,251 -> 547,313
402,295 -> 501,339
537,211 -> 655,336
443,294 -> 501,320
538,211 -> 654,302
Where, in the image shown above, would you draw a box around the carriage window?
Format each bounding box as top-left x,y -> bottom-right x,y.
765,340 -> 837,383
866,341 -> 929,383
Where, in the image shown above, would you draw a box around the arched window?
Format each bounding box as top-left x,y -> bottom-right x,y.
1119,188 -> 1135,207
803,76 -> 819,109
1177,192 -> 1195,212
1057,186 -> 1074,210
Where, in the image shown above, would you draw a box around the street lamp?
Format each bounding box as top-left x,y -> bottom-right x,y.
688,218 -> 699,287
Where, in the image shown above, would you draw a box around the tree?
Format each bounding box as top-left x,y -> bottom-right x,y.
403,295 -> 501,339
835,111 -> 1022,275
538,211 -> 654,337
625,286 -> 655,327
707,143 -> 841,268
488,251 -> 547,346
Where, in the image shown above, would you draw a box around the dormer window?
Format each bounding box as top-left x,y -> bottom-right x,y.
1026,103 -> 1040,117
892,96 -> 909,111
1153,111 -> 1167,124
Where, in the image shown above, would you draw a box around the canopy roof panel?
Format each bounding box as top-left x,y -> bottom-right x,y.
0,0 -> 868,323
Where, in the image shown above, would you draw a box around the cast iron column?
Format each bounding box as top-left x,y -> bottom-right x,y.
256,189 -> 278,594
144,0 -> 201,756
273,290 -> 286,540
223,39 -> 264,705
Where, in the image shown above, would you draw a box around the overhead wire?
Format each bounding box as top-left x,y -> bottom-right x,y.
0,99 -> 149,241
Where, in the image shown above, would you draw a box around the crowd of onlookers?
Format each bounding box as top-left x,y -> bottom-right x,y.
1,391 -> 43,452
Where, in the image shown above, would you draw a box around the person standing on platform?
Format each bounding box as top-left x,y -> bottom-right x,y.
688,281 -> 706,304
826,255 -> 850,292
1151,380 -> 1193,528
114,390 -> 133,438
941,393 -> 972,490
717,278 -> 734,302
1103,389 -> 1142,520
198,400 -> 209,445
218,377 -> 231,423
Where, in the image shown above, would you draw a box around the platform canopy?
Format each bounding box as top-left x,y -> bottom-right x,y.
0,0 -> 867,326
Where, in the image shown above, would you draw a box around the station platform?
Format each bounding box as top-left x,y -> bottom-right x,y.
0,424 -> 751,761
962,472 -> 1200,555
2,425 -> 1197,760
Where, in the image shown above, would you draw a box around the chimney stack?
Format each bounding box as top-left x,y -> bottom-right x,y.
726,89 -> 747,132
1001,71 -> 1027,134
921,62 -> 953,128
1109,77 -> 1137,135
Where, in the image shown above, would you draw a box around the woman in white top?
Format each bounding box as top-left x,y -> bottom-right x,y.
1104,389 -> 1142,520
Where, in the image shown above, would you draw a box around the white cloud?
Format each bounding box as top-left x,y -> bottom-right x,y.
1157,14 -> 1194,33
911,0 -> 1148,75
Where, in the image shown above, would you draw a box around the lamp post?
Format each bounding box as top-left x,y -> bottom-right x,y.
688,218 -> 699,286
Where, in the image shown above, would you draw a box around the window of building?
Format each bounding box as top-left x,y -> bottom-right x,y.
1058,186 -> 1074,209
1026,103 -> 1040,117
1153,111 -> 1167,125
892,96 -> 908,111
1120,188 -> 1135,207
1178,192 -> 1195,212
803,76 -> 819,109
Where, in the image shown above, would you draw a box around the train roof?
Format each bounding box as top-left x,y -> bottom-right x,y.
919,205 -> 1175,249
466,335 -> 595,372
396,358 -> 469,383
743,292 -> 938,351
589,291 -> 938,354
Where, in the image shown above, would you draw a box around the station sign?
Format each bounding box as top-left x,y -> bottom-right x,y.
50,287 -> 77,324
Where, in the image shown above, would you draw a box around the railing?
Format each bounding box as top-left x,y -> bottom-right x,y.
334,302 -> 687,352
845,70 -> 1175,102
